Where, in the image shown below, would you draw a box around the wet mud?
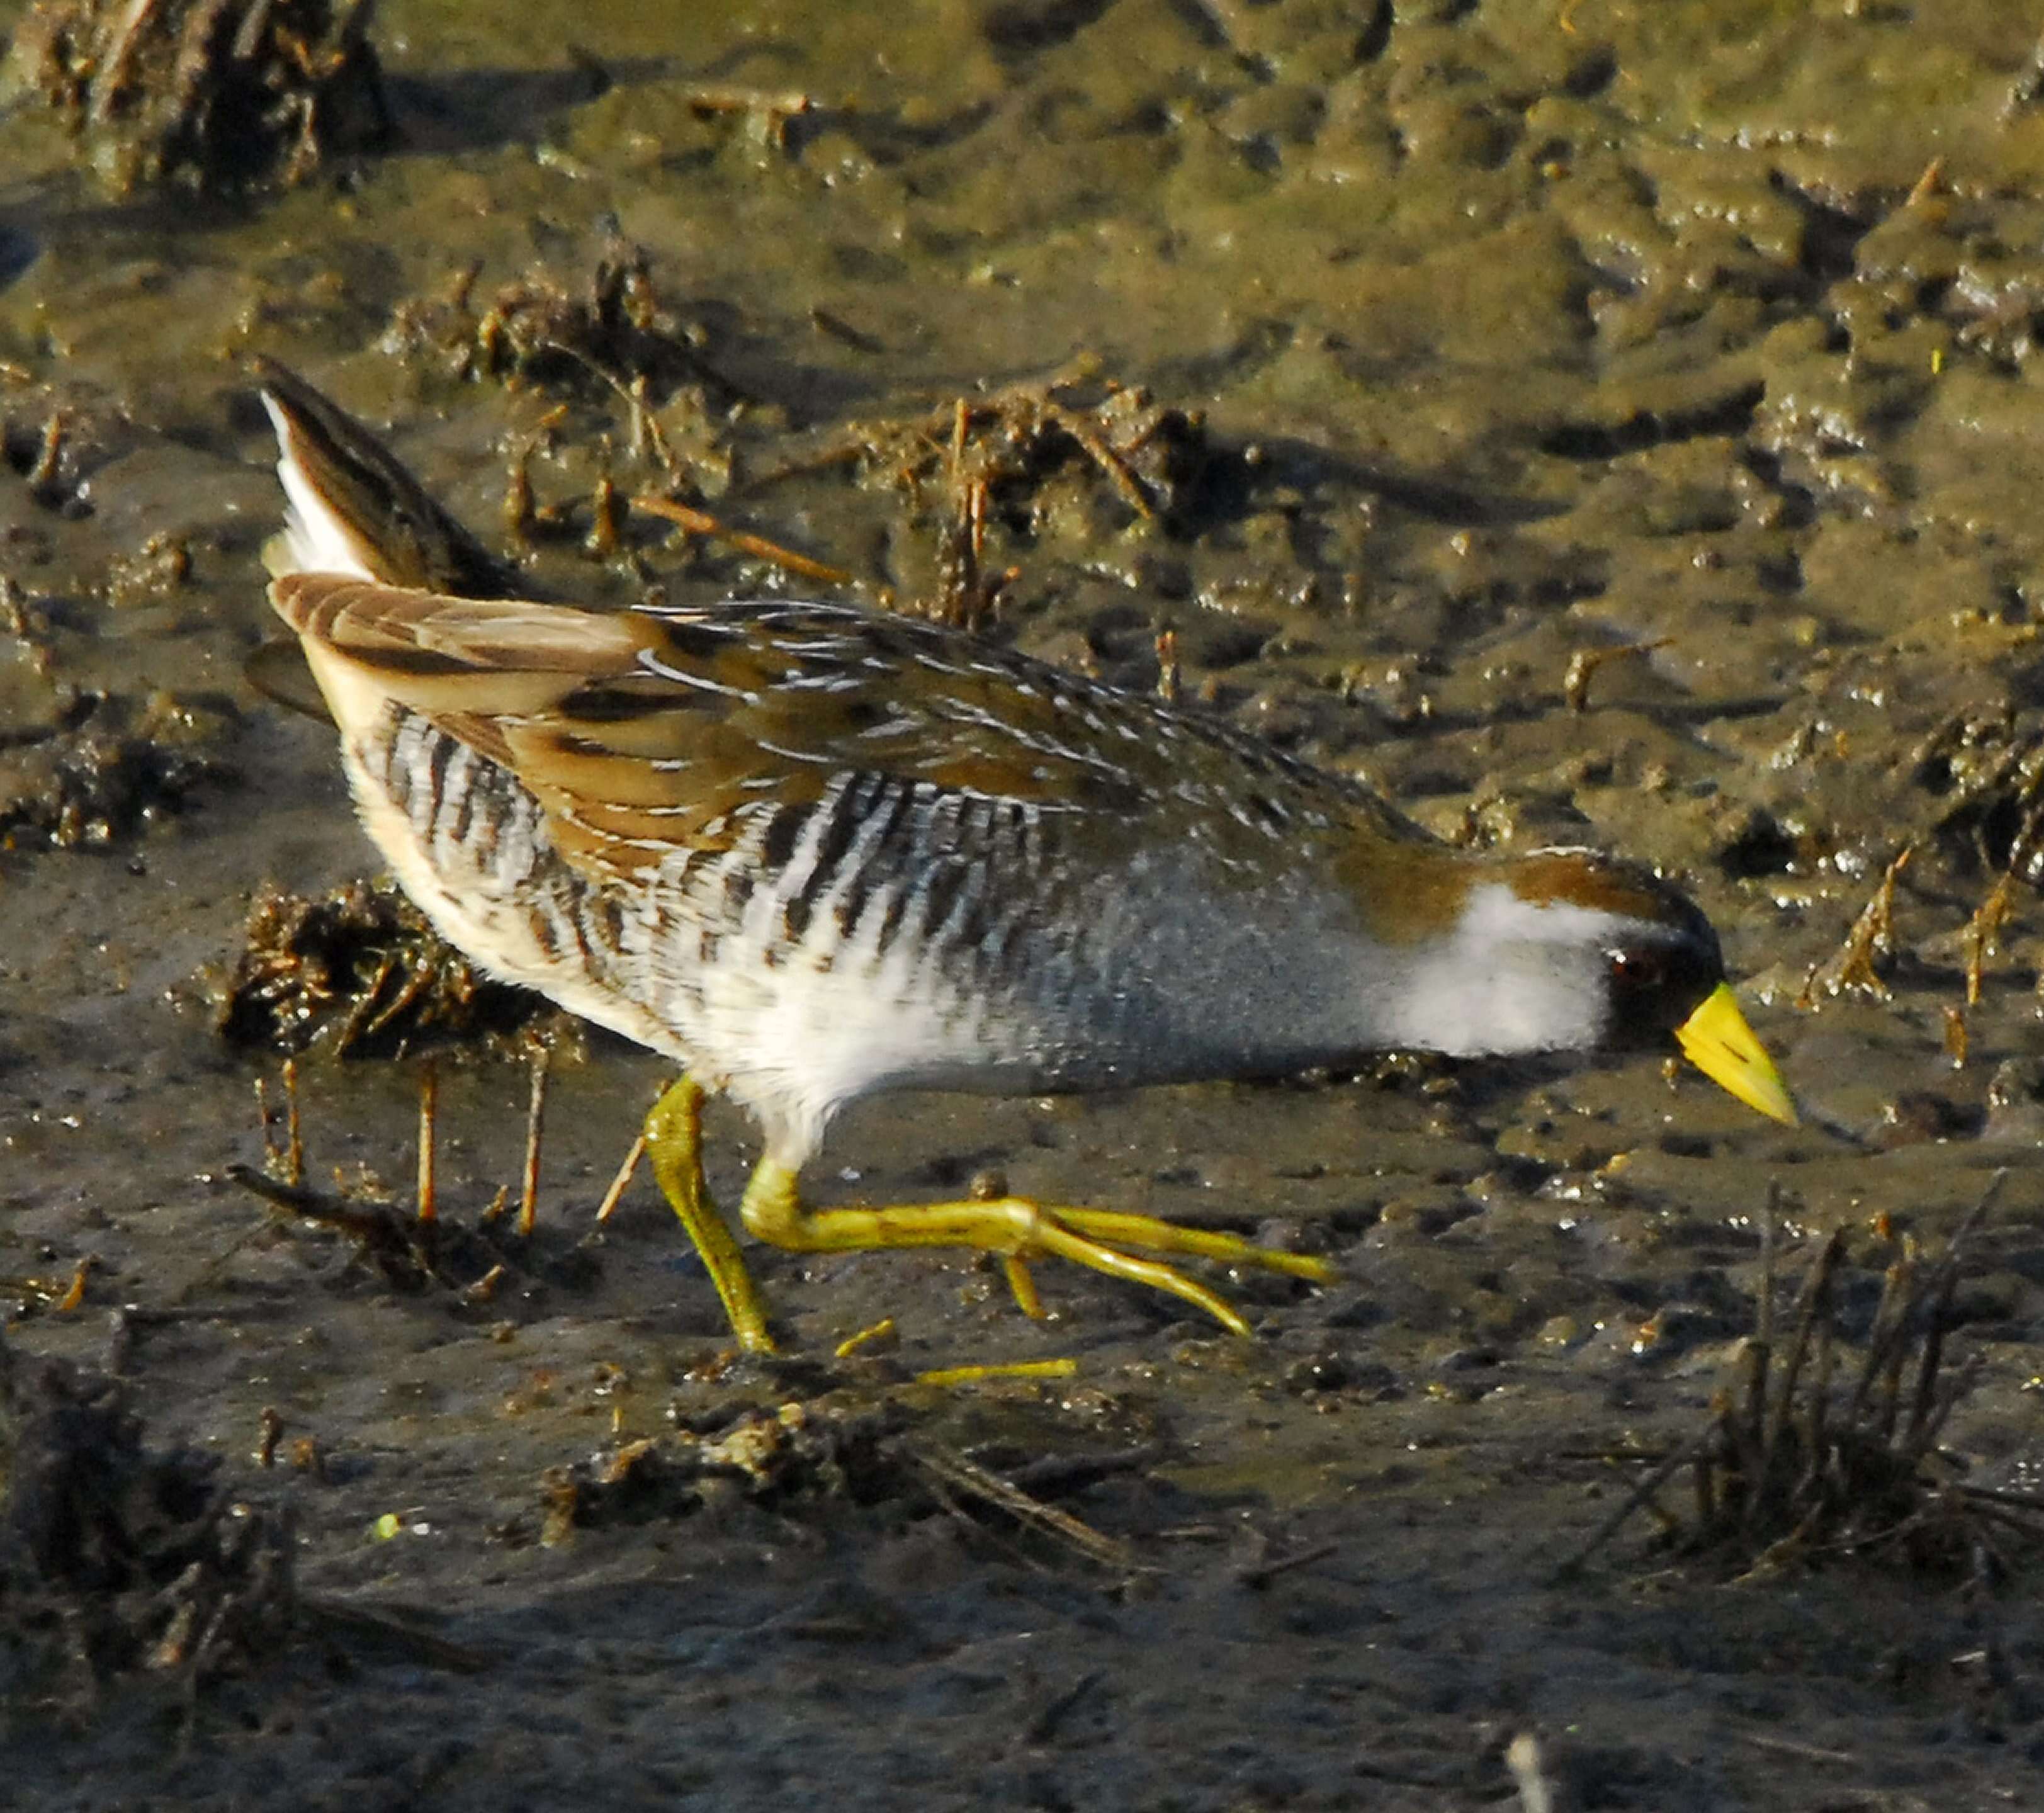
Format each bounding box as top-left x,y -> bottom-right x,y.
3,2 -> 2044,1807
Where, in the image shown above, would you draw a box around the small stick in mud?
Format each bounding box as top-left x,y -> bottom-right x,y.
586,466 -> 622,560
25,410 -> 68,497
914,1357 -> 1077,1387
833,1316 -> 898,1358
680,86 -> 813,116
284,1057 -> 302,1182
461,1263 -> 506,1304
54,1253 -> 96,1313
1962,863 -> 2019,1006
904,1442 -> 1138,1573
504,439 -> 537,543
229,1163 -> 436,1285
256,1058 -> 305,1185
1044,402 -> 1155,519
1942,1006 -> 1968,1068
621,373 -> 676,475
1015,1668 -> 1106,1748
1562,638 -> 1669,714
592,1131 -> 647,1226
1800,842 -> 1914,1005
417,1059 -> 439,1224
1233,1540 -> 1339,1590
256,1406 -> 284,1468
517,1046 -> 549,1237
1155,627 -> 1180,704
628,494 -> 852,587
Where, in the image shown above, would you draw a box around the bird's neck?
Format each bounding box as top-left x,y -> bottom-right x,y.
1138,843 -> 1614,1069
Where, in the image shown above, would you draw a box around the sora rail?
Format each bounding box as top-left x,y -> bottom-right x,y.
253,361 -> 1795,1352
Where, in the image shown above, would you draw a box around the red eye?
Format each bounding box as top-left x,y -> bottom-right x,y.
1611,949 -> 1663,988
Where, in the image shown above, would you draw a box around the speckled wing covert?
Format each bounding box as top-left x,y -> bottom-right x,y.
267,577 -> 1435,893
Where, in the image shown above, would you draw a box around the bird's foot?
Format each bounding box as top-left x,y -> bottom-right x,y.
738,1159 -> 1333,1339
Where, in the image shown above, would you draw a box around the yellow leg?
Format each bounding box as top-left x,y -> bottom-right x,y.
737,1158 -> 1334,1340
643,1076 -> 776,1354
1002,1255 -> 1044,1320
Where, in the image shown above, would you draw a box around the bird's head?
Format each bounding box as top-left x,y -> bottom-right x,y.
1369,846 -> 1796,1124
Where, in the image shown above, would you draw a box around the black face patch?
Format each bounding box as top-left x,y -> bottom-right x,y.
1602,932 -> 1724,1048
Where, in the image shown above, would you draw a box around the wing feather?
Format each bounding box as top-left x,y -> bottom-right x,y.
271,580 -> 1416,890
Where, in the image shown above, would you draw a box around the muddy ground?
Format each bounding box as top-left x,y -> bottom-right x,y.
2,3 -> 2043,1808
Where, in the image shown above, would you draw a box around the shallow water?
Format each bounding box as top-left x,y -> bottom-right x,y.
2,3 -> 2043,1807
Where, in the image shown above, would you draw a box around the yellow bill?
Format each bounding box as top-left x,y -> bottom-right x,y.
1674,982 -> 1797,1125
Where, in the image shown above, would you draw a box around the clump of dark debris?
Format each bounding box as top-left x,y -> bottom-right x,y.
538,1399 -> 912,1547
0,688 -> 234,852
383,245 -> 746,409
1568,1182 -> 2043,1584
0,1334 -> 294,1721
774,370 -> 1217,593
216,879 -> 558,1058
735,369 -> 1219,626
907,374 -> 1214,537
536,1396 -> 1148,1573
4,0 -> 388,195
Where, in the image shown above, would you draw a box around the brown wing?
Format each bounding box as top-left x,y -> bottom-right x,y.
272,573 -> 690,872
618,599 -> 1426,840
270,579 -> 1423,886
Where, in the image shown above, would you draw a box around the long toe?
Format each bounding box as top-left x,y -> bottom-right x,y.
1034,1202 -> 1336,1283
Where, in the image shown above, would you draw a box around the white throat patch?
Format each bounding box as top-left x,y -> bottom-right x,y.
1377,883 -> 1631,1057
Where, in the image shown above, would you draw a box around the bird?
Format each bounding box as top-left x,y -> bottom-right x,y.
252,359 -> 1796,1353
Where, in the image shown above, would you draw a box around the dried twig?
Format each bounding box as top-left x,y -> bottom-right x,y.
592,1131 -> 648,1226
517,1046 -> 549,1238
904,1442 -> 1140,1572
416,1060 -> 438,1224
630,494 -> 852,585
